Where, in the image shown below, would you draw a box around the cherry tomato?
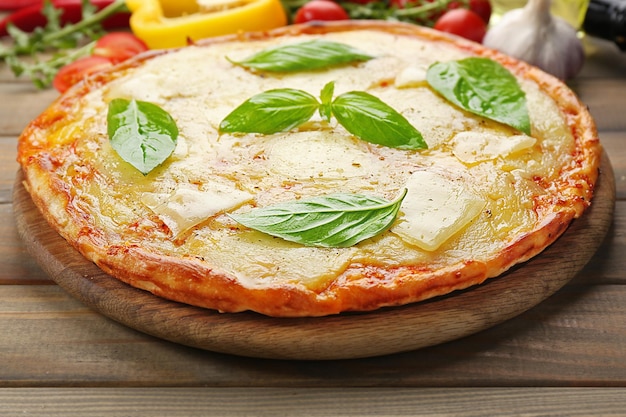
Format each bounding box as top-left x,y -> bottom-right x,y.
53,56 -> 113,93
294,0 -> 349,24
93,32 -> 149,64
469,0 -> 491,24
388,0 -> 418,10
446,0 -> 492,24
434,8 -> 487,43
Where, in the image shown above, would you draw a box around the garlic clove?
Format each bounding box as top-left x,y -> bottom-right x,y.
483,0 -> 585,80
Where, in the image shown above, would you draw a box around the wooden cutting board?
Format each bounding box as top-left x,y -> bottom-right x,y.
13,154 -> 615,360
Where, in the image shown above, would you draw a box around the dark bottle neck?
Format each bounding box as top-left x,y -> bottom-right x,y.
584,0 -> 626,50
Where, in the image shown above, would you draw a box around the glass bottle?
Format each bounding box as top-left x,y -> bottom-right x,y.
583,0 -> 626,50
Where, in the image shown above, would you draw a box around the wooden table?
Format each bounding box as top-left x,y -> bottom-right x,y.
1,35 -> 626,416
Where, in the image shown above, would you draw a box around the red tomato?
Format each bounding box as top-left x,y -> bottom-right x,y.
53,56 -> 113,93
388,0 -> 417,9
446,0 -> 492,24
93,32 -> 149,64
434,8 -> 487,43
294,0 -> 349,24
469,0 -> 491,24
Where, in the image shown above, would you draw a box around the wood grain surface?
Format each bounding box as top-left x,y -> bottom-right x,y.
12,153 -> 616,360
2,388 -> 626,417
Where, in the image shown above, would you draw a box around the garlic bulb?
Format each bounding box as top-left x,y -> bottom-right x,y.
483,0 -> 585,80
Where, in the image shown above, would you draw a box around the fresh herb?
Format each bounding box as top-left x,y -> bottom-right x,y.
331,91 -> 426,150
3,41 -> 94,90
218,88 -> 319,134
0,0 -> 128,89
426,57 -> 531,135
219,81 -> 427,150
228,39 -> 374,72
107,98 -> 179,175
229,189 -> 407,248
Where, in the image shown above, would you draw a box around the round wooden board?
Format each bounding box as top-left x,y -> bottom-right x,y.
14,154 -> 615,360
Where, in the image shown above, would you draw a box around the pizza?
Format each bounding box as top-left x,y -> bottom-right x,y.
17,21 -> 601,317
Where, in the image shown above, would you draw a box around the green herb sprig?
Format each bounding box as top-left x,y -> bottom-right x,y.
219,81 -> 427,150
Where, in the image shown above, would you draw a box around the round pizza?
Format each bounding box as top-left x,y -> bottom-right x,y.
17,21 -> 601,317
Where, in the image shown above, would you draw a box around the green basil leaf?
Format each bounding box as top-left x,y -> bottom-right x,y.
219,88 -> 320,135
229,190 -> 407,248
228,39 -> 374,72
331,91 -> 427,150
107,98 -> 179,175
426,57 -> 531,135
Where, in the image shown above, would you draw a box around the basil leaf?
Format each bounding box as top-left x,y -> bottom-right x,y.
229,39 -> 374,72
107,98 -> 179,175
426,57 -> 531,135
219,88 -> 320,135
331,91 -> 427,150
229,190 -> 407,248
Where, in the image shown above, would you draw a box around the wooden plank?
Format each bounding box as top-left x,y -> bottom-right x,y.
0,137 -> 19,204
1,284 -> 625,387
574,200 -> 626,285
571,78 -> 626,132
578,37 -> 626,80
1,387 -> 626,417
0,85 -> 57,136
0,204 -> 50,285
600,131 -> 626,201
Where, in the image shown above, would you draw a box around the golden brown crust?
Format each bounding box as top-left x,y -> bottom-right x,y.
17,21 -> 601,317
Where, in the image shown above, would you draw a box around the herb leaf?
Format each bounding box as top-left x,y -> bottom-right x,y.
107,98 -> 179,175
219,88 -> 320,135
331,91 -> 427,150
426,57 -> 531,135
228,39 -> 374,72
229,190 -> 407,248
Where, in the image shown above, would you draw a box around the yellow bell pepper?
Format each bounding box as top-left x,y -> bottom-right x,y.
126,0 -> 288,49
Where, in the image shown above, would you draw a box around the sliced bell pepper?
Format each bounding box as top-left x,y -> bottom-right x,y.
125,0 -> 288,49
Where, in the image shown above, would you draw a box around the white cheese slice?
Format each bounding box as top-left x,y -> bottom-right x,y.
142,185 -> 253,236
392,170 -> 485,251
453,132 -> 536,164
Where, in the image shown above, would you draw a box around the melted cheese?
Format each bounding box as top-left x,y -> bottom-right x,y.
453,132 -> 536,164
392,171 -> 485,251
56,29 -> 575,289
142,185 -> 253,237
